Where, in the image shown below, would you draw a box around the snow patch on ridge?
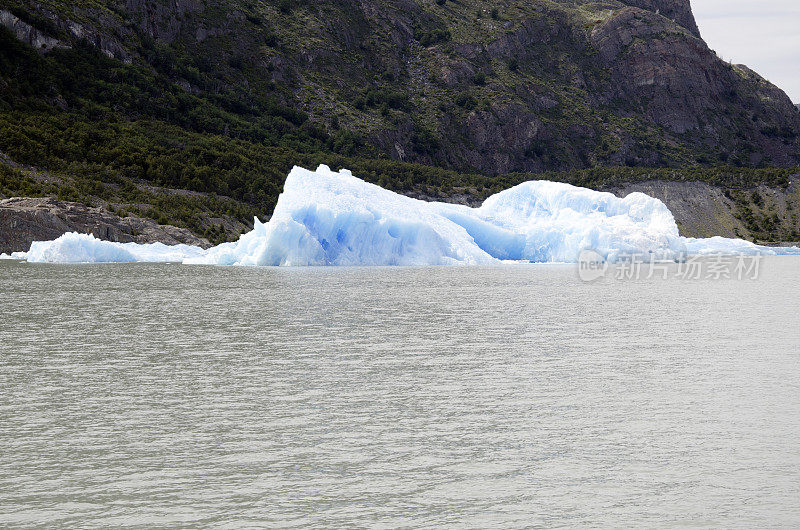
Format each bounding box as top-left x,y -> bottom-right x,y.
10,165 -> 800,265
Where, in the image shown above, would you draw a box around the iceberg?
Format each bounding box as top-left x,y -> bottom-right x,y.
11,165 -> 800,265
18,232 -> 206,264
683,236 -> 800,256
187,166 -> 495,266
189,165 -> 689,266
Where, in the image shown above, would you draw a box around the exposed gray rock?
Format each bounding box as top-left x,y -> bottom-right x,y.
0,9 -> 68,52
0,197 -> 210,254
624,0 -> 700,37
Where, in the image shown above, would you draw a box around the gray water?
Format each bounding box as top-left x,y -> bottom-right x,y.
1,259 -> 799,528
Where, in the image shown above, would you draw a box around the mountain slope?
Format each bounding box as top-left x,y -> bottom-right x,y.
2,0 -> 799,173
0,0 -> 799,244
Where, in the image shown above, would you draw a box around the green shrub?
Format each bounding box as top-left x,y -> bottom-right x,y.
454,92 -> 477,110
416,28 -> 451,47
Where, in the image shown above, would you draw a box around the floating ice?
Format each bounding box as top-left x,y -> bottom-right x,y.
11,165 -> 800,265
187,165 -> 690,266
683,236 -> 800,256
188,166 -> 496,266
18,232 -> 206,263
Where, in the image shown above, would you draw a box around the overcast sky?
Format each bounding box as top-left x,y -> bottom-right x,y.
692,0 -> 800,103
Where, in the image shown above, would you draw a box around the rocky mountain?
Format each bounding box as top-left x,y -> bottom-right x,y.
2,0 -> 799,173
0,0 -> 799,244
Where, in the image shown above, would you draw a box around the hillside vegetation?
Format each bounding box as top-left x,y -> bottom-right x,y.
0,0 -> 799,242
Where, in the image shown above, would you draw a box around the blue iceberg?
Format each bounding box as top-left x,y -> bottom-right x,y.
9,165 -> 800,265
7,233 -> 206,263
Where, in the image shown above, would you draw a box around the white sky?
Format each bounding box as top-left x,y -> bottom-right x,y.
691,0 -> 800,103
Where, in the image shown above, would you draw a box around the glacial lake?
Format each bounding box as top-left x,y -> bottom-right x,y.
1,258 -> 799,527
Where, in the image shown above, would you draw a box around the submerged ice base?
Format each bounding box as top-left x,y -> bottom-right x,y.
11,165 -> 800,265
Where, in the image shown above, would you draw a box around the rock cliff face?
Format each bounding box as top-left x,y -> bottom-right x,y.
1,0 -> 799,176
0,9 -> 67,51
588,8 -> 798,165
0,198 -> 210,253
625,0 -> 700,36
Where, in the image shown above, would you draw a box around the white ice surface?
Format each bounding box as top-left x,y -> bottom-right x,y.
683,236 -> 800,256
11,165 -> 800,265
15,232 -> 206,263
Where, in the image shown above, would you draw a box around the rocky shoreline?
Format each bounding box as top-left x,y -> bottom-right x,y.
0,197 -> 210,254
